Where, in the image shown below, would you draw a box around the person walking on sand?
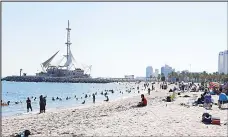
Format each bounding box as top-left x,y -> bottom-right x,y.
26,97 -> 32,112
148,88 -> 151,95
92,93 -> 96,103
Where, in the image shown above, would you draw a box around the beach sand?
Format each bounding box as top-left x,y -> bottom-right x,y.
2,83 -> 228,136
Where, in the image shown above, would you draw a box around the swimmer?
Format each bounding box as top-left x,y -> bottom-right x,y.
82,100 -> 85,104
104,96 -> 109,102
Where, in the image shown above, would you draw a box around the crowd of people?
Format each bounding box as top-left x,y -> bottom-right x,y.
2,81 -> 228,114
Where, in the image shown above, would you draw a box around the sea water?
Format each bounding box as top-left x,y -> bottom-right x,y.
2,81 -> 142,117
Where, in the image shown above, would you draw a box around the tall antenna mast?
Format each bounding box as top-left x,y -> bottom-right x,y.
65,20 -> 72,70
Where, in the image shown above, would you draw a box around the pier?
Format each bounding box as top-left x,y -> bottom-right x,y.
1,76 -> 153,83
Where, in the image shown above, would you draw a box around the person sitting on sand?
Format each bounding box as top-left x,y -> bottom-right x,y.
204,92 -> 212,109
218,92 -> 228,109
197,94 -> 205,104
26,97 -> 32,112
137,94 -> 147,107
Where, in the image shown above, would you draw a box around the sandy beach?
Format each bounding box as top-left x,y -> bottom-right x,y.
2,83 -> 228,136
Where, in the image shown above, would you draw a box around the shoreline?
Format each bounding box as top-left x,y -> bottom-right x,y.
2,86 -> 149,118
2,84 -> 228,136
2,82 -> 146,117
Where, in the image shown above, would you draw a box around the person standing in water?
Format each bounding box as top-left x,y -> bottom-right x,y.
26,97 -> 32,112
43,97 -> 46,113
92,93 -> 96,103
39,95 -> 45,113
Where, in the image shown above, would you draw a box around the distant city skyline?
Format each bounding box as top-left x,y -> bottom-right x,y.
3,2 -> 227,78
161,64 -> 173,78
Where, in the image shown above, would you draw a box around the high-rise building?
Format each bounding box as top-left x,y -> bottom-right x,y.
218,50 -> 228,74
224,50 -> 228,74
154,69 -> 159,77
146,66 -> 153,78
218,51 -> 224,74
161,64 -> 173,78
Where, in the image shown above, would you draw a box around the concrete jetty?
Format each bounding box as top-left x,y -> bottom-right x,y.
1,76 -> 112,83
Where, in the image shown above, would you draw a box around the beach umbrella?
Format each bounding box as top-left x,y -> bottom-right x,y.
209,82 -> 220,88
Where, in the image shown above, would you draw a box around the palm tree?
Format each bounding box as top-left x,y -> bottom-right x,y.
161,73 -> 165,82
201,71 -> 208,82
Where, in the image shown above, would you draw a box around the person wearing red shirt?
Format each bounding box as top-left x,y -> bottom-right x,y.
137,94 -> 147,107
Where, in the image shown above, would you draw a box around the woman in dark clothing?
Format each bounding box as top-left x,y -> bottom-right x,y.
26,97 -> 32,112
39,95 -> 45,113
43,97 -> 46,113
92,93 -> 95,103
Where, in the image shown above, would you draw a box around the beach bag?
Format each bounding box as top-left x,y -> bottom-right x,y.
202,113 -> 212,124
211,117 -> 220,125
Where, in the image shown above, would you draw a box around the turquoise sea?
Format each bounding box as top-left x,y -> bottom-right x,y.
2,81 -> 140,117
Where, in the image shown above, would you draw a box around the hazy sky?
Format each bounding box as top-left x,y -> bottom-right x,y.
2,2 -> 227,78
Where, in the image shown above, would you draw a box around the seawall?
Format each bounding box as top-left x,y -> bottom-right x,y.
1,76 -> 112,83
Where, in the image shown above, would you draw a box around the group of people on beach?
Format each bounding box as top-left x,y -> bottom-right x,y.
25,95 -> 46,113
